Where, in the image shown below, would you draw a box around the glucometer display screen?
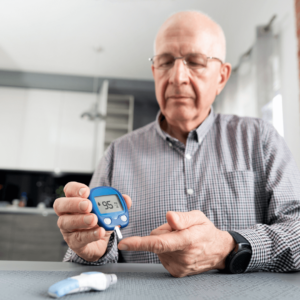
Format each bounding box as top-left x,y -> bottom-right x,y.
95,195 -> 123,214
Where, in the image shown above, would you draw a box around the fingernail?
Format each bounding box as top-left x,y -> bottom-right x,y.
118,244 -> 128,250
93,229 -> 99,238
79,201 -> 89,211
79,188 -> 86,197
84,215 -> 94,225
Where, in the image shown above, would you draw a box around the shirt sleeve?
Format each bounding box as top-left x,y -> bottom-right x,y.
63,145 -> 119,265
235,121 -> 300,272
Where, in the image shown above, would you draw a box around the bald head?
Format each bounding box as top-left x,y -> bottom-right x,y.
155,11 -> 226,62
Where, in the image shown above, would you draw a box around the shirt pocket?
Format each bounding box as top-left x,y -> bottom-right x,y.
205,170 -> 264,230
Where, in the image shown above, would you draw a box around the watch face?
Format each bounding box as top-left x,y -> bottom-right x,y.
230,250 -> 252,274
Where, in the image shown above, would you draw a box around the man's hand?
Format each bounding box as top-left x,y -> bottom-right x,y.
54,182 -> 132,262
118,210 -> 235,277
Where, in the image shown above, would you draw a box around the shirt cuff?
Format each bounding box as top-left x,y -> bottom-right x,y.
63,231 -> 118,265
234,227 -> 272,272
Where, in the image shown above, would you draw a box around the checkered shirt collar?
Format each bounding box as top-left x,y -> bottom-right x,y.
154,106 -> 216,145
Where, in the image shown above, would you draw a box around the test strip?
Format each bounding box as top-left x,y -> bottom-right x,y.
115,226 -> 123,240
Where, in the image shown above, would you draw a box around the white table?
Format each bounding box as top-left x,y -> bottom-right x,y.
1,261 -> 300,299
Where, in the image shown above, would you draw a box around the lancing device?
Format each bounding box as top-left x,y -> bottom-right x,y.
88,186 -> 129,240
48,272 -> 117,298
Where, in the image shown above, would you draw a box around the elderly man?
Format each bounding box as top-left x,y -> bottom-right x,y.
54,11 -> 300,277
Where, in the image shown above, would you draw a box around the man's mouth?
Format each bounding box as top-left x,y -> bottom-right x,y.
167,95 -> 192,99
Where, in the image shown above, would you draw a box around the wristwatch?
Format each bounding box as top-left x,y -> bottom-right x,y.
224,231 -> 252,274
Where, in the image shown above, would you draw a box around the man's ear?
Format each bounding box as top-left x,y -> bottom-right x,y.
216,63 -> 231,95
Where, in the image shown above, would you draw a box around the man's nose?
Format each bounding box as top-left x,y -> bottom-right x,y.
168,59 -> 189,86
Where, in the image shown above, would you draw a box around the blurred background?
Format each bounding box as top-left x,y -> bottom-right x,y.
0,0 -> 300,261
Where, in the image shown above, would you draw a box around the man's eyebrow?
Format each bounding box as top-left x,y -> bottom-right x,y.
156,52 -> 201,57
156,52 -> 172,56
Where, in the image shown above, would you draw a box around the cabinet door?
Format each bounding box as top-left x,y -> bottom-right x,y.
0,88 -> 105,173
0,214 -> 68,261
18,89 -> 62,171
0,87 -> 26,169
56,91 -> 97,173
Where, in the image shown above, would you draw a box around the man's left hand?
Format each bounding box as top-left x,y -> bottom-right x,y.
118,210 -> 236,277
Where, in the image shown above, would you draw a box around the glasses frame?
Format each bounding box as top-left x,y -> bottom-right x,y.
149,53 -> 223,70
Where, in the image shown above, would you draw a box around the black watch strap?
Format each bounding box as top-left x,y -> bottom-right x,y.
224,231 -> 252,274
228,231 -> 250,245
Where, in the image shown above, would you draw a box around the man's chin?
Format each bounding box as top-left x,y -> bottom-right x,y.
165,111 -> 196,125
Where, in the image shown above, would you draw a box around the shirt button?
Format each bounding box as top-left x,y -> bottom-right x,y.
185,154 -> 192,160
169,142 -> 173,147
187,189 -> 194,195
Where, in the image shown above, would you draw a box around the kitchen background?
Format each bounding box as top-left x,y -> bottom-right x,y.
0,75 -> 158,207
1,0 -> 300,261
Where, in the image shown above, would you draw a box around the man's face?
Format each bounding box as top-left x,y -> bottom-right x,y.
152,22 -> 228,129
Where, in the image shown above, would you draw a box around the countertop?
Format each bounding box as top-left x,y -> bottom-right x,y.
0,206 -> 55,215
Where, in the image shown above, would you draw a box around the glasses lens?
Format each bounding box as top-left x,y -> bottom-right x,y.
185,54 -> 207,69
153,54 -> 174,69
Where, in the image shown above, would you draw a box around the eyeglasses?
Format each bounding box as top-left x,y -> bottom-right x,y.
149,53 -> 223,70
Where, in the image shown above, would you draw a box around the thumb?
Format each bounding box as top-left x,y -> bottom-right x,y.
122,194 -> 132,210
166,210 -> 207,230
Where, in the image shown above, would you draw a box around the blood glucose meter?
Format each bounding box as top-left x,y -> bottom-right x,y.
88,186 -> 129,240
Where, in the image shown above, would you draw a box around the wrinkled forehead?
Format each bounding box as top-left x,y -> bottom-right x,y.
155,18 -> 224,58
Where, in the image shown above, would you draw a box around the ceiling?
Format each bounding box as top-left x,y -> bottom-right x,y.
0,0 -> 295,80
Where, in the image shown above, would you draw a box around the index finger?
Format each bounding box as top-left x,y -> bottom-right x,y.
64,182 -> 90,198
150,223 -> 172,236
118,230 -> 191,254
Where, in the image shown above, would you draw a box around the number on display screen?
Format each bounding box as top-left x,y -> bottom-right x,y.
95,195 -> 123,214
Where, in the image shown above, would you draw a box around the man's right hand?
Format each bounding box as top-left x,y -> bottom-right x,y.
53,182 -> 132,262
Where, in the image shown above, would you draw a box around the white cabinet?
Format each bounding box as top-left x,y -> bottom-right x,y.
18,89 -> 61,171
0,88 -> 27,169
0,87 -> 97,173
56,92 -> 97,173
0,87 -> 134,173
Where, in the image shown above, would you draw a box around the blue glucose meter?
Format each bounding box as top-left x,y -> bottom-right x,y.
88,186 -> 129,239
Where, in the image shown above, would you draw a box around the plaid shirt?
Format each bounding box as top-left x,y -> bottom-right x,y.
64,108 -> 300,272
